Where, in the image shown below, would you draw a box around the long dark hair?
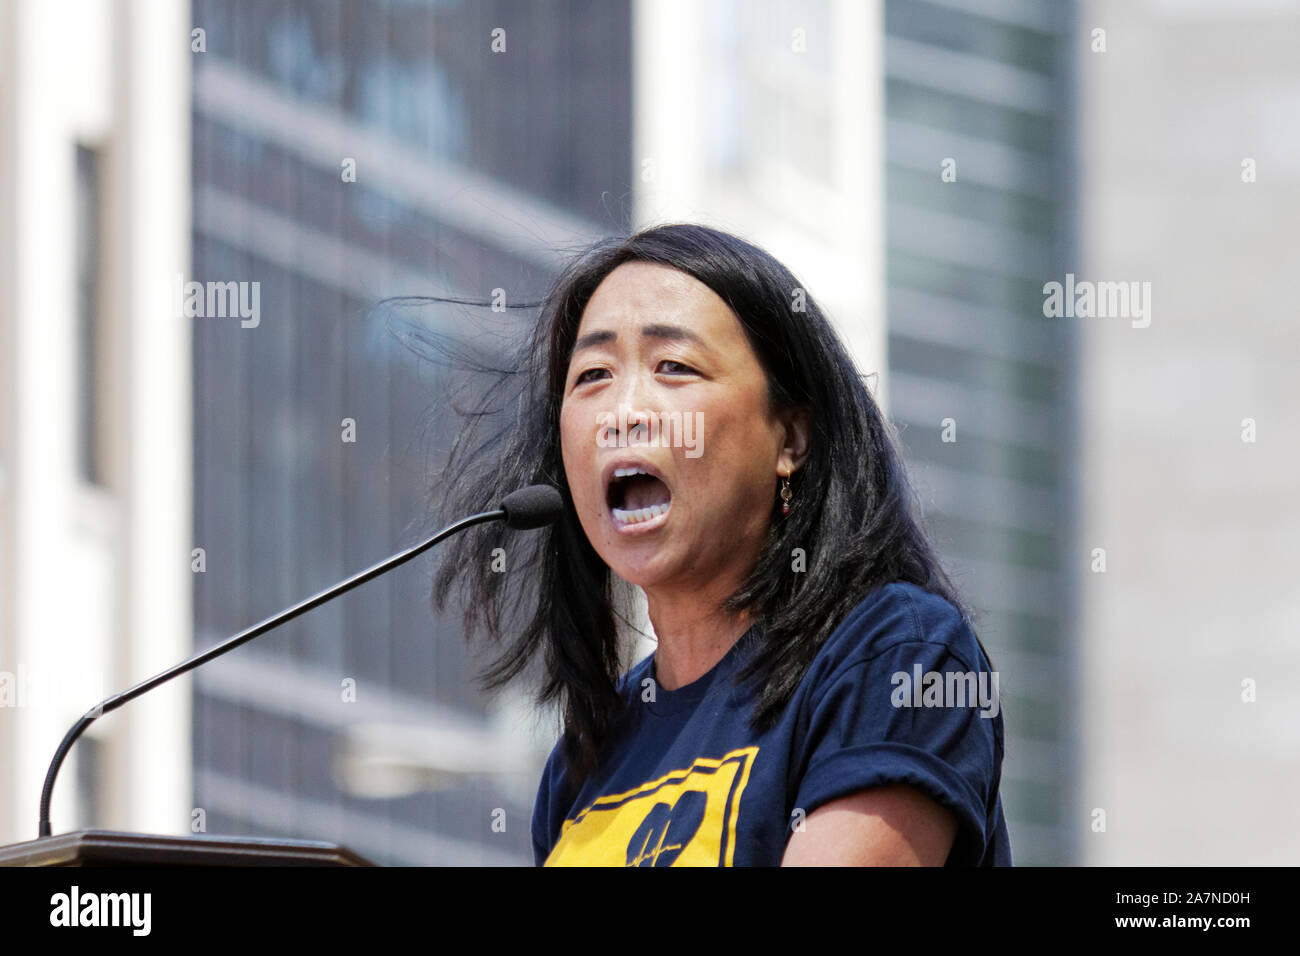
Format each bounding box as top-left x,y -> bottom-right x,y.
396,222 -> 991,791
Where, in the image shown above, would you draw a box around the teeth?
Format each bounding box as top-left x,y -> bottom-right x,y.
613,466 -> 649,479
612,502 -> 670,525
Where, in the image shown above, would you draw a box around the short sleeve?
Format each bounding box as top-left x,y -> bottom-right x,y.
792,623 -> 1003,865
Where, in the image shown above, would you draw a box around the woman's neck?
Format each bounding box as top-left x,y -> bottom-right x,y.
644,591 -> 753,692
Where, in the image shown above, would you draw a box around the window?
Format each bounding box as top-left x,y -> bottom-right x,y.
75,143 -> 106,488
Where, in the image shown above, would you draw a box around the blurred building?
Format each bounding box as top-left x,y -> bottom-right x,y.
1076,0 -> 1300,864
187,0 -> 629,864
880,0 -> 1078,865
0,0 -> 192,843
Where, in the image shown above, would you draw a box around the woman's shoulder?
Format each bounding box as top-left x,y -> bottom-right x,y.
809,580 -> 988,681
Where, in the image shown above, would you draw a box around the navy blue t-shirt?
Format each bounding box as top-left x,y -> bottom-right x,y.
531,581 -> 1013,866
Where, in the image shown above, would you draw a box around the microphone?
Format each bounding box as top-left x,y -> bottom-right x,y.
499,483 -> 564,529
36,484 -> 564,838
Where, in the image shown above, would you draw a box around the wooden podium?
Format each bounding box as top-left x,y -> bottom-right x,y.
0,829 -> 375,866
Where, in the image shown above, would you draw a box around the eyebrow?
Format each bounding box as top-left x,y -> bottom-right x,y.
572,323 -> 708,355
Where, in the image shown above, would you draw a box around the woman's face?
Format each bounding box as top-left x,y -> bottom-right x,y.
559,261 -> 804,595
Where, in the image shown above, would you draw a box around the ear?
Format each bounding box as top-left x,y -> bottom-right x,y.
775,405 -> 811,478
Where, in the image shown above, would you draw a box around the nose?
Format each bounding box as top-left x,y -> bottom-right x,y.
607,369 -> 656,445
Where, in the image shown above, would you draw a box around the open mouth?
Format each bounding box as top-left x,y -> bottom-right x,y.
606,466 -> 673,528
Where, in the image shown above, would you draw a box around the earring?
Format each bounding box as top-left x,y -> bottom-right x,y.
780,474 -> 793,516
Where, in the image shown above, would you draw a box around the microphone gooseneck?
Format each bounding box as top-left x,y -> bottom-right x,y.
37,485 -> 561,838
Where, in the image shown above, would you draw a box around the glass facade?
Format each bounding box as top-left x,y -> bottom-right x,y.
190,0 -> 632,864
883,0 -> 1076,864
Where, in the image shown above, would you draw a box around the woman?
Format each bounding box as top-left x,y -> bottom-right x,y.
424,222 -> 1012,866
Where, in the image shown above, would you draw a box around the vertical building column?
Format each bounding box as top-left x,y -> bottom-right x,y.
0,0 -> 19,845
3,0 -> 89,842
115,0 -> 193,836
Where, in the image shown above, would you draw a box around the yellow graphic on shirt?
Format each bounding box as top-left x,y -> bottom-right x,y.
544,746 -> 759,867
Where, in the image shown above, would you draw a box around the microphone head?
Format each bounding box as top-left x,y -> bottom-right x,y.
500,484 -> 565,529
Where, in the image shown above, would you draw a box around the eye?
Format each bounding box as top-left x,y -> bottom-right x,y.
573,367 -> 608,386
658,360 -> 696,375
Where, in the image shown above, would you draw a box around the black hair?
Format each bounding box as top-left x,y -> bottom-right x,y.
392,222 -> 991,792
